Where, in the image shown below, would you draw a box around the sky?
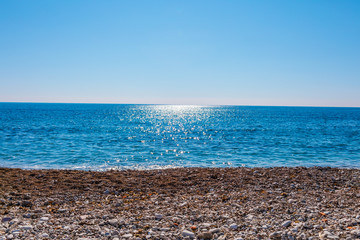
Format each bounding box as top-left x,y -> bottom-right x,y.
0,1 -> 359,107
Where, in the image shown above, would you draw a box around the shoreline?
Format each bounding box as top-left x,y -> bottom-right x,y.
1,167 -> 359,239
1,165 -> 360,172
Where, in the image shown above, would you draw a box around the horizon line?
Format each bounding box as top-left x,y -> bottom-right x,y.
1,101 -> 359,108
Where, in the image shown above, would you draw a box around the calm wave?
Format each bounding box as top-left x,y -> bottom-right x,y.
0,103 -> 359,170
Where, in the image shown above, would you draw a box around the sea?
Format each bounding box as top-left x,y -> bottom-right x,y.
0,103 -> 359,170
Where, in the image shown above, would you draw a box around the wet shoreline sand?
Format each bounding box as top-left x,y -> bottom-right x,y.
0,167 -> 359,239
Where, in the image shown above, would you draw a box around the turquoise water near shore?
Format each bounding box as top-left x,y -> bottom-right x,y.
0,103 -> 359,170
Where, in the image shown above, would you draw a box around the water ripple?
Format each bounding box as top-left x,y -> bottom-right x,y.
0,103 -> 360,170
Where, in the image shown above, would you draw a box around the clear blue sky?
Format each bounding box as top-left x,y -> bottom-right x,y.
1,1 -> 359,106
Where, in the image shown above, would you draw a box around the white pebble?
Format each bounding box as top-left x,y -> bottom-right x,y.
40,217 -> 49,221
210,228 -> 220,234
182,230 -> 195,238
108,219 -> 118,226
282,220 -> 292,228
80,215 -> 89,220
122,234 -> 133,238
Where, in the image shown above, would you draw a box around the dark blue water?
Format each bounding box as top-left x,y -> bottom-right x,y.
1,103 -> 359,170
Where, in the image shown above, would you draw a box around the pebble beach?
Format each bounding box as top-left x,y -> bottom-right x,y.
0,167 -> 359,240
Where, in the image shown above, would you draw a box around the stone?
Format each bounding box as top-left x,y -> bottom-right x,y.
20,201 -> 33,208
122,233 -> 133,238
210,228 -> 220,234
80,215 -> 89,220
8,219 -> 18,226
269,231 -> 282,239
20,225 -> 33,230
262,225 -> 271,229
155,214 -> 163,220
182,230 -> 195,238
108,219 -> 118,226
57,209 -> 67,213
40,217 -> 49,221
197,232 -> 212,240
282,220 -> 292,228
319,230 -> 339,240
229,223 -> 238,230
288,199 -> 296,204
23,213 -> 32,218
202,223 -> 212,228
6,235 -> 14,240
218,235 -> 226,240
351,230 -> 360,238
11,230 -> 20,234
1,217 -> 12,223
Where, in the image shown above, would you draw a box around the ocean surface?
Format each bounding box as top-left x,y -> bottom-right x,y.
0,103 -> 360,170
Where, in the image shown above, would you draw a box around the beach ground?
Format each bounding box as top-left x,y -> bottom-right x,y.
0,167 -> 359,239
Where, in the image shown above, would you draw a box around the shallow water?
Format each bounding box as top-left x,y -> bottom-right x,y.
0,103 -> 359,170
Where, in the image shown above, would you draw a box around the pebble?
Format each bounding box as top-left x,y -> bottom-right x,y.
108,219 -> 118,226
155,214 -> 163,220
11,230 -> 20,234
122,233 -> 133,238
288,199 -> 296,204
202,223 -> 212,228
218,235 -> 227,240
210,228 -> 220,234
351,230 -> 360,238
21,200 -> 33,208
1,217 -> 12,223
197,232 -> 212,240
319,230 -> 339,239
229,223 -> 238,230
80,215 -> 89,220
182,230 -> 195,238
20,225 -> 33,230
269,231 -> 282,239
40,216 -> 49,221
282,220 -> 292,228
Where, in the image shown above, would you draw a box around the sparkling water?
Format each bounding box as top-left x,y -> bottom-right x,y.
1,103 -> 359,170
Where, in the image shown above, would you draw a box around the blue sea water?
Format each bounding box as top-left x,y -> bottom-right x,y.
0,103 -> 360,170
